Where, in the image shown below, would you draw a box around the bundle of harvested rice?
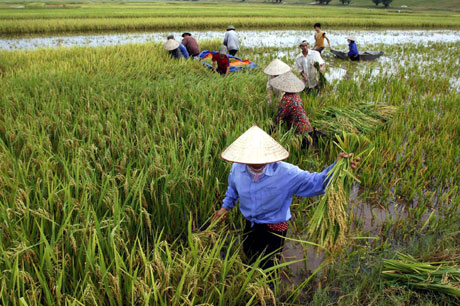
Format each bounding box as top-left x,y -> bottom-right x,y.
311,103 -> 398,136
306,132 -> 372,253
314,61 -> 327,91
383,252 -> 460,298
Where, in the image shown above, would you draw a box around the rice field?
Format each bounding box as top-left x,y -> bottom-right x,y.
0,28 -> 459,305
0,2 -> 460,35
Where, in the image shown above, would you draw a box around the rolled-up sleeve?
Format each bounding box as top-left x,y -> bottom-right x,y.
290,162 -> 336,197
222,166 -> 239,210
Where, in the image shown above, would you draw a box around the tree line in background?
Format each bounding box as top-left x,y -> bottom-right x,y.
372,0 -> 393,7
314,0 -> 393,6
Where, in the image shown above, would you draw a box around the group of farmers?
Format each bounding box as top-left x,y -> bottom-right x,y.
163,23 -> 359,75
163,25 -> 240,75
266,23 -> 356,149
164,23 -> 360,270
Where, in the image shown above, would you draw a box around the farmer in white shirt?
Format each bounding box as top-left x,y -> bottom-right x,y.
295,40 -> 325,95
223,25 -> 239,56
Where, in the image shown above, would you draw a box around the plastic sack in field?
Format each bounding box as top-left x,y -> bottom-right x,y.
198,50 -> 257,72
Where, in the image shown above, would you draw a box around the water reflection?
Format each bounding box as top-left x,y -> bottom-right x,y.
326,67 -> 347,81
1,29 -> 459,51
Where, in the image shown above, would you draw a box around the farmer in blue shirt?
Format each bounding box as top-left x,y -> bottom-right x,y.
213,126 -> 359,268
345,35 -> 359,61
164,35 -> 189,59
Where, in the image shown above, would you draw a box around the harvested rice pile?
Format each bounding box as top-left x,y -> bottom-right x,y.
383,252 -> 460,298
311,103 -> 398,135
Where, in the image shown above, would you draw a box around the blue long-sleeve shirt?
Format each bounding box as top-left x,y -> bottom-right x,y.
348,41 -> 359,58
222,161 -> 335,224
179,43 -> 189,59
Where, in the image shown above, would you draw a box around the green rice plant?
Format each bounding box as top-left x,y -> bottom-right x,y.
0,39 -> 458,304
0,3 -> 459,35
0,217 -> 285,305
24,3 -> 46,9
383,252 -> 460,298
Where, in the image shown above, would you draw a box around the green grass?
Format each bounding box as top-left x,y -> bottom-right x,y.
1,0 -> 459,10
0,38 -> 459,304
342,0 -> 460,10
0,2 -> 459,35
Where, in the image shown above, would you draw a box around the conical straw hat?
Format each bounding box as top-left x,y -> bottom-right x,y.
263,59 -> 291,76
269,71 -> 305,93
221,126 -> 289,164
163,39 -> 180,51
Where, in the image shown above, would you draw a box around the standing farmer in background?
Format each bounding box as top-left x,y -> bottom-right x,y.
295,40 -> 325,95
264,59 -> 291,104
164,35 -> 189,59
313,23 -> 331,54
181,32 -> 201,58
213,126 -> 358,269
223,25 -> 239,56
270,72 -> 314,149
345,35 -> 359,61
212,46 -> 230,76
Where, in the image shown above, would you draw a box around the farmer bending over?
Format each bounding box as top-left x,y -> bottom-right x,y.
345,35 -> 359,61
213,126 -> 359,269
295,40 -> 325,95
212,46 -> 230,76
163,35 -> 189,59
313,23 -> 331,54
270,71 -> 315,149
264,59 -> 291,105
181,32 -> 201,58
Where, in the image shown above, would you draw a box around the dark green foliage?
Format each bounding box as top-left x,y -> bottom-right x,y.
382,0 -> 393,7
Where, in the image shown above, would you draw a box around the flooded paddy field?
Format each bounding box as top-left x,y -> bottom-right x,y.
2,28 -> 458,91
0,27 -> 459,304
1,29 -> 459,50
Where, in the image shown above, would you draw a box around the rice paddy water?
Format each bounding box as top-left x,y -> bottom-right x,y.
1,29 -> 460,51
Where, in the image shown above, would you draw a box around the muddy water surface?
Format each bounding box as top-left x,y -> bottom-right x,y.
281,183 -> 434,285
